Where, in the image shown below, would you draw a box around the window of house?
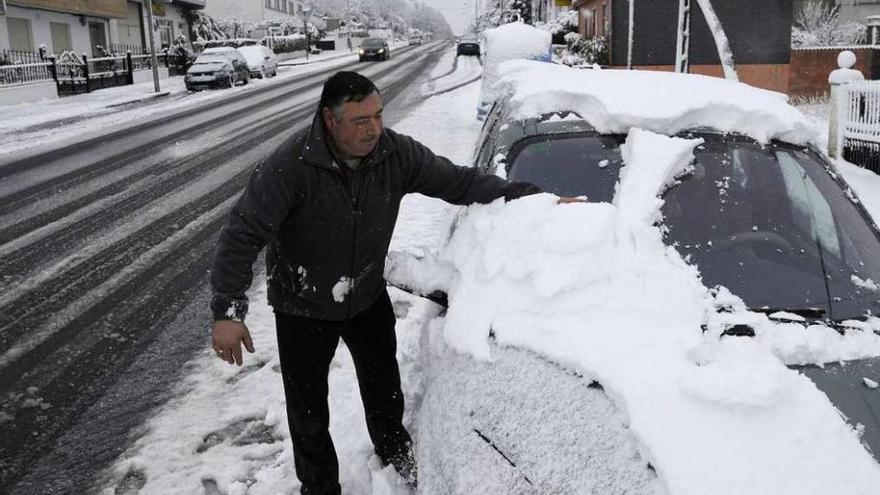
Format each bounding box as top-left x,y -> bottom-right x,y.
50,22 -> 71,54
7,17 -> 34,52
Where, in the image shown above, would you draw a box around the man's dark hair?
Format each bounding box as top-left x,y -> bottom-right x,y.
319,71 -> 380,116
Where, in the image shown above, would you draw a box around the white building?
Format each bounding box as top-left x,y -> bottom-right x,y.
109,0 -> 205,52
205,0 -> 308,36
1,0 -> 204,57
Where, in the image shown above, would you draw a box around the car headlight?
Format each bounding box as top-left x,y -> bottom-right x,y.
378,48 -> 385,53
358,48 -> 364,54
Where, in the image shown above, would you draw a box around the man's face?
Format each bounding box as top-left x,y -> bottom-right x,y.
322,92 -> 384,159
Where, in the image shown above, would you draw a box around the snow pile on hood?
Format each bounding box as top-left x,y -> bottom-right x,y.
479,23 -> 551,110
387,128 -> 880,494
492,60 -> 821,146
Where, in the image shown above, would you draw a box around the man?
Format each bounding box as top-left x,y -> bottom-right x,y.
210,71 -> 551,494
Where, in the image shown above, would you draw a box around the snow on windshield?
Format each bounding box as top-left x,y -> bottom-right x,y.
492,60 -> 821,147
388,128 -> 880,494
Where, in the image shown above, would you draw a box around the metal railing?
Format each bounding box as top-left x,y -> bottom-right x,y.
842,80 -> 880,173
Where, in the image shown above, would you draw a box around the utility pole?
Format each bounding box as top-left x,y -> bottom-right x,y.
145,0 -> 160,92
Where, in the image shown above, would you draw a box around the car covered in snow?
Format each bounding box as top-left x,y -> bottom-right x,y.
387,61 -> 880,494
358,38 -> 391,61
236,44 -> 278,79
184,47 -> 250,91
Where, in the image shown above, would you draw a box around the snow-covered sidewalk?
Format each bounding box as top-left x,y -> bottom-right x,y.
0,50 -> 361,159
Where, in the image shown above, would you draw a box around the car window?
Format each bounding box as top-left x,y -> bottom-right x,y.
663,137 -> 880,319
506,134 -> 624,201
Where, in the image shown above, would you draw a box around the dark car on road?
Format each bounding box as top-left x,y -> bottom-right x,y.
358,38 -> 391,61
456,37 -> 480,56
184,47 -> 250,90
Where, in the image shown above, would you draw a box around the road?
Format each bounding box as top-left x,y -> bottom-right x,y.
0,41 -> 450,494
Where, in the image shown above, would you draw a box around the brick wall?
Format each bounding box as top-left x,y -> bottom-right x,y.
790,47 -> 880,98
627,64 -> 791,94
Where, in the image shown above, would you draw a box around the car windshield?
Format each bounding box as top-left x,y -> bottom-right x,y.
195,54 -> 229,63
506,132 -> 880,320
363,39 -> 385,47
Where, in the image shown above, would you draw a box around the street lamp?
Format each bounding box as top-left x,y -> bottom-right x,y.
302,5 -> 312,61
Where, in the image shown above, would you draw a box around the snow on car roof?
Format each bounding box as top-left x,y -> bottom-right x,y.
493,60 -> 821,147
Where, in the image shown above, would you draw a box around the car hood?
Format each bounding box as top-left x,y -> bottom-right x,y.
188,62 -> 228,73
795,356 -> 880,462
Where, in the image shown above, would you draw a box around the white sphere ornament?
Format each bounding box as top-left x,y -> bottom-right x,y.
838,50 -> 857,69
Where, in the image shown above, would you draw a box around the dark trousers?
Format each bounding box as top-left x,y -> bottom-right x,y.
275,291 -> 415,495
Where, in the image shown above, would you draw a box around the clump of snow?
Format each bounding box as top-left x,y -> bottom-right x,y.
389,127 -> 880,494
864,378 -> 879,389
492,60 -> 821,146
332,277 -> 352,302
479,23 -> 552,114
851,274 -> 879,291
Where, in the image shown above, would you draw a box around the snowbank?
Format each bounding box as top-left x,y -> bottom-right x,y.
492,60 -> 821,146
479,23 -> 551,117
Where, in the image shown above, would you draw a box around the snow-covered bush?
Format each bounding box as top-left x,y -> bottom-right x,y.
560,33 -> 609,67
264,34 -> 307,54
792,0 -> 867,47
194,38 -> 260,52
542,9 -> 578,45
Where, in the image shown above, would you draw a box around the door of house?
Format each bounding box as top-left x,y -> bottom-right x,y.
89,21 -> 107,55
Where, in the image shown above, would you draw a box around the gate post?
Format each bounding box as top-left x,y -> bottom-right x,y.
126,51 -> 134,85
828,50 -> 864,159
82,53 -> 91,93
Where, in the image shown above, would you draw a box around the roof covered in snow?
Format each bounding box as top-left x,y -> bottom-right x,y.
493,60 -> 821,146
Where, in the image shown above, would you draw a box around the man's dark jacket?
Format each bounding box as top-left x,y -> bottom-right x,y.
211,114 -> 541,322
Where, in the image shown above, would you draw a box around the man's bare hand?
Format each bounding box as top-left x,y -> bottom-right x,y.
557,196 -> 587,204
212,320 -> 255,366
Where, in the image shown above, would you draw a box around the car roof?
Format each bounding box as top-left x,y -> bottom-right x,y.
488,61 -> 820,147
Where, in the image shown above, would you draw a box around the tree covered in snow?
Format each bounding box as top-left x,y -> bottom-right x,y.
311,0 -> 452,38
792,0 -> 867,47
476,0 -> 534,30
184,10 -> 228,42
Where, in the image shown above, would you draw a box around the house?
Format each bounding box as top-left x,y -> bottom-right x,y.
572,0 -> 795,93
0,0 -> 204,57
109,0 -> 205,52
204,0 -> 318,37
532,0 -> 574,26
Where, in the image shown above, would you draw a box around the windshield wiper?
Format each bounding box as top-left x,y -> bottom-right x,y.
751,307 -> 827,319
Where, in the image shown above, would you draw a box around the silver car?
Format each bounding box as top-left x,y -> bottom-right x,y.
237,45 -> 278,79
185,47 -> 250,90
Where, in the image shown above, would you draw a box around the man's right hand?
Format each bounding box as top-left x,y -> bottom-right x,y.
212,320 -> 255,366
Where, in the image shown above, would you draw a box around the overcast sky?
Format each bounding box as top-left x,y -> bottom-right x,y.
423,0 -> 483,35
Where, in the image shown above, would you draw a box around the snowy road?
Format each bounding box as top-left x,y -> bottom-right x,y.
0,41 -> 452,494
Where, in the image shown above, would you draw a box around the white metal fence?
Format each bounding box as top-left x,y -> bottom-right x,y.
841,80 -> 880,173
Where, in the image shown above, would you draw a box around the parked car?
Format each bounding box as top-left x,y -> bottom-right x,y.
184,47 -> 250,90
236,44 -> 278,79
456,37 -> 480,56
358,38 -> 391,61
389,62 -> 880,493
